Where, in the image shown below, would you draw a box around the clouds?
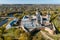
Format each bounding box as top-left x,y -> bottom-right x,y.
0,0 -> 60,4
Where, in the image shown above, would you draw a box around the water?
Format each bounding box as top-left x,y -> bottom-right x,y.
8,13 -> 13,17
8,12 -> 22,17
0,18 -> 8,26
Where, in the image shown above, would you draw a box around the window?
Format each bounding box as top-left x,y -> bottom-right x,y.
42,18 -> 47,21
24,16 -> 29,19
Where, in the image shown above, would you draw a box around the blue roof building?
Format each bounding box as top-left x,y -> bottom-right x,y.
6,18 -> 18,29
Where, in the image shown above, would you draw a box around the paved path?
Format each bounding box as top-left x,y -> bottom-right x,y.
40,31 -> 54,40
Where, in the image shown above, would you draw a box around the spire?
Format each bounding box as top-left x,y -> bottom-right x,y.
47,11 -> 50,21
36,8 -> 42,25
36,8 -> 39,14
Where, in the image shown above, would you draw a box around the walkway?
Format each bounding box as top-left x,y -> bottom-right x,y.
40,31 -> 54,40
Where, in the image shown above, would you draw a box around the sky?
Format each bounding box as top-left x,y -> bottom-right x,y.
0,0 -> 60,4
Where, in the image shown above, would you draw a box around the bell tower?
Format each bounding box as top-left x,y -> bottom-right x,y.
36,8 -> 42,25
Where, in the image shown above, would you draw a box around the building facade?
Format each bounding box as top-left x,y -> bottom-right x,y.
21,9 -> 52,32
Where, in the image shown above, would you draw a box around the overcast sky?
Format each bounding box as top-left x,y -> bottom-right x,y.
0,0 -> 60,4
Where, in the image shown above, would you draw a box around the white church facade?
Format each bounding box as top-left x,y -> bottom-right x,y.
21,9 -> 55,32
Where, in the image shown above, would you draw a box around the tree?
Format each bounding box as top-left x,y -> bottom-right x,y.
32,31 -> 45,40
